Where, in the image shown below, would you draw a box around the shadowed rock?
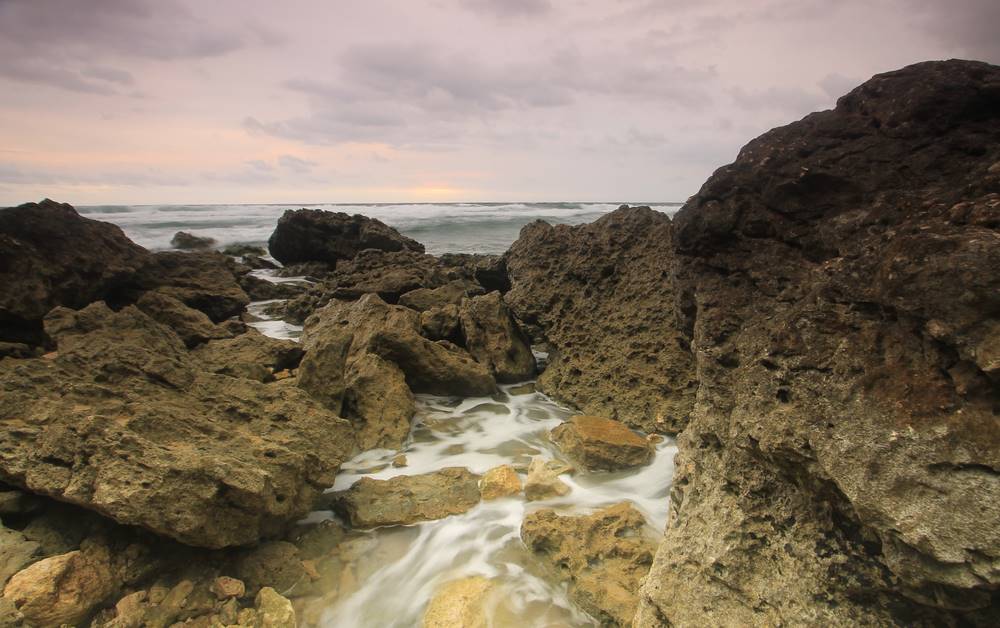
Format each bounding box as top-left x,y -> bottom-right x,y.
267,209 -> 423,266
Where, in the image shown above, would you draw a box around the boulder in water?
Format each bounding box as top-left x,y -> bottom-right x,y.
267,209 -> 424,266
170,231 -> 217,250
330,468 -> 481,528
550,415 -> 653,471
422,576 -> 494,628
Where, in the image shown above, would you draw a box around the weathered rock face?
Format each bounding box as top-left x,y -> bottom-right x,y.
0,200 -> 149,344
193,328 -> 304,383
422,576 -> 494,628
0,302 -> 355,548
636,60 -> 1000,626
550,415 -> 653,471
478,465 -> 522,500
523,457 -> 573,501
459,291 -> 536,383
521,502 -> 656,627
267,209 -> 424,266
505,207 -> 696,433
136,290 -> 231,349
399,280 -> 483,312
133,251 -> 250,323
330,468 -> 481,528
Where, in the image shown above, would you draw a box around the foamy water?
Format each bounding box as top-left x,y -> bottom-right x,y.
77,201 -> 681,255
243,249 -> 676,626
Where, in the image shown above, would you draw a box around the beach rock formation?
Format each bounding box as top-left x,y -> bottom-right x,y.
0,302 -> 355,548
521,502 -> 656,627
170,231 -> 216,250
330,468 -> 481,528
193,327 -> 304,382
267,209 -> 424,266
459,291 -> 536,383
133,251 -> 250,322
635,60 -> 1000,626
550,415 -> 653,471
505,206 -> 696,433
0,199 -> 149,344
136,290 -> 231,348
422,576 -> 494,628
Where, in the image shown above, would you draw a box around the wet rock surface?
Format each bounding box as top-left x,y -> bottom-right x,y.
522,502 -> 656,627
0,302 -> 355,548
550,415 -> 653,471
330,468 -> 482,528
505,206 -> 696,433
635,60 -> 1000,626
267,209 -> 424,266
422,576 -> 494,628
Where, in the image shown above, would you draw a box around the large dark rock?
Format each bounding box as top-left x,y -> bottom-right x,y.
0,200 -> 149,344
132,251 -> 250,322
170,232 -> 216,250
505,207 -> 696,432
0,302 -> 355,548
635,60 -> 1000,626
267,209 -> 424,266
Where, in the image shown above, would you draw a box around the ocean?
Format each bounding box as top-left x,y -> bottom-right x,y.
77,202 -> 683,255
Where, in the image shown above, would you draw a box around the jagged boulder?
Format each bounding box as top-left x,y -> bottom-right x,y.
636,60 -> 1000,626
0,302 -> 355,548
193,328 -> 304,382
458,291 -> 536,383
0,199 -> 149,344
136,290 -> 231,348
398,280 -> 483,312
521,502 -> 656,627
267,209 -> 424,266
505,207 -> 696,432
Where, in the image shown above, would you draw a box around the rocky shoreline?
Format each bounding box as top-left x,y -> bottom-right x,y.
0,59 -> 997,626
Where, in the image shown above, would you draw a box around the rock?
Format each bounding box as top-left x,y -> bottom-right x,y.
238,274 -> 306,301
193,328 -> 304,382
438,253 -> 510,294
521,502 -> 656,627
170,232 -> 217,250
399,280 -> 483,312
222,243 -> 267,257
422,576 -> 494,628
0,342 -> 36,359
523,457 -> 572,501
458,291 -> 536,383
0,489 -> 42,516
232,542 -> 305,597
254,587 -> 296,628
479,465 -> 522,500
419,305 -> 461,342
331,468 -> 481,528
550,415 -> 653,471
133,251 -> 249,322
299,294 -> 492,449
2,544 -> 120,627
0,199 -> 149,344
635,60 -> 1000,626
505,206 -> 696,432
240,254 -> 279,270
142,579 -> 193,628
136,290 -> 230,348
0,525 -> 40,588
0,302 -> 355,548
211,576 -> 246,600
112,590 -> 148,628
392,455 -> 408,468
267,209 -> 424,266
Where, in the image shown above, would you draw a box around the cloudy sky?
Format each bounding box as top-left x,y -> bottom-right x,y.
0,0 -> 997,206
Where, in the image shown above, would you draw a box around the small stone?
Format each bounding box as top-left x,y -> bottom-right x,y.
211,576 -> 246,600
255,587 -> 296,628
301,559 -> 321,581
479,465 -> 522,500
524,457 -> 572,501
550,415 -> 653,471
647,434 -> 664,445
113,590 -> 148,628
422,576 -> 494,628
331,468 -> 481,528
392,454 -> 408,468
272,369 -> 293,381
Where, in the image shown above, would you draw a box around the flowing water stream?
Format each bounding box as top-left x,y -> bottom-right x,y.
247,273 -> 677,627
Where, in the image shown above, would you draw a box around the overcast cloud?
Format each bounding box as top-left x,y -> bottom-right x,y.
0,0 -> 996,205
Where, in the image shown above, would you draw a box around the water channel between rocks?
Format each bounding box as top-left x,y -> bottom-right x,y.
246,274 -> 677,628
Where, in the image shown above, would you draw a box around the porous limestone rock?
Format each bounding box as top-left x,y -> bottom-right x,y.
523,458 -> 572,501
136,290 -> 230,348
479,465 -> 522,500
635,60 -> 1000,626
331,468 -> 481,528
505,206 -> 696,433
458,291 -> 536,383
521,502 -> 656,627
550,415 -> 653,471
193,327 -> 304,383
0,302 -> 355,548
133,251 -> 249,322
422,576 -> 494,628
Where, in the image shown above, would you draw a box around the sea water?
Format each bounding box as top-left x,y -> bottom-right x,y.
77,201 -> 682,255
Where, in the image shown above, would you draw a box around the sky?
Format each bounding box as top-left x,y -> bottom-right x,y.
0,0 -> 997,206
